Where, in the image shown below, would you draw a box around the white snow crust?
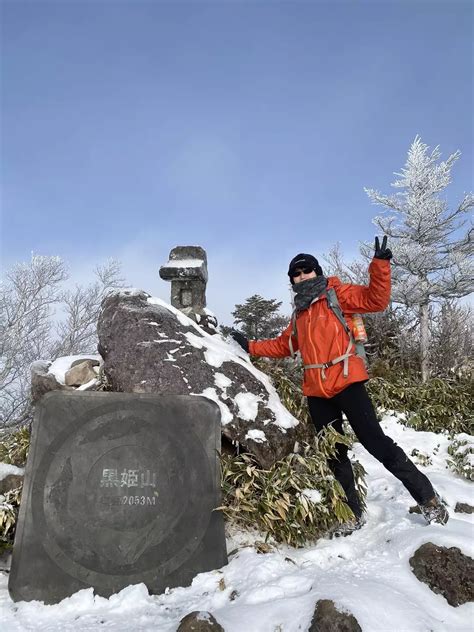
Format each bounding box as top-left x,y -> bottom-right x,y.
162,258 -> 205,268
214,373 -> 232,390
77,378 -> 99,391
0,463 -> 24,482
234,392 -> 261,422
244,429 -> 267,443
300,489 -> 323,504
191,387 -> 233,426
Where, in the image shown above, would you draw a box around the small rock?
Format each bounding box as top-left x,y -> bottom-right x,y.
409,542 -> 474,607
0,474 -> 23,495
31,360 -> 71,403
308,599 -> 362,632
254,541 -> 273,554
454,502 -> 474,514
0,547 -> 12,572
65,360 -> 98,386
229,589 -> 239,601
177,611 -> 225,632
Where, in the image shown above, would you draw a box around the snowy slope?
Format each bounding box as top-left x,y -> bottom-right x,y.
0,415 -> 472,632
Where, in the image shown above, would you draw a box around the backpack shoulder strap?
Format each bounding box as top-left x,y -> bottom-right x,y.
326,288 -> 368,367
325,288 -> 351,335
288,310 -> 298,357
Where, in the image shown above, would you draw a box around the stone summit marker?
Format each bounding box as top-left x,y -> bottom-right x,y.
9,391 -> 227,604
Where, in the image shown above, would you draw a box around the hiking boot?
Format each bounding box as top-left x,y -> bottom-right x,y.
330,514 -> 366,538
418,491 -> 449,525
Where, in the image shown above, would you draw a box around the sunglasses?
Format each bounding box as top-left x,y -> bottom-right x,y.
292,267 -> 314,278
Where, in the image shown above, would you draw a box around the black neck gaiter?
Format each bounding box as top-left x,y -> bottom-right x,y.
293,276 -> 328,313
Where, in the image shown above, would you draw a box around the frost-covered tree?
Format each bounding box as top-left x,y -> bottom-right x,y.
0,256 -> 125,428
364,136 -> 474,381
231,294 -> 288,339
430,300 -> 473,377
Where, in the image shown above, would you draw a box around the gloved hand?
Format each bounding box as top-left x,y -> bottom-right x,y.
374,235 -> 393,260
230,330 -> 249,352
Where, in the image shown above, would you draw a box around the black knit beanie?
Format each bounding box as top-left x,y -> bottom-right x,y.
288,253 -> 323,284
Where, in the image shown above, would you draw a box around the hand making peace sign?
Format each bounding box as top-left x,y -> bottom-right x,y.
374,236 -> 393,260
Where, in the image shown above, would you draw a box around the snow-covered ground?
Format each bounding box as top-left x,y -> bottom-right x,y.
1,415 -> 472,631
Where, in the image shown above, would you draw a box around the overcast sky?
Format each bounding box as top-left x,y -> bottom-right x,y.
1,0 -> 473,324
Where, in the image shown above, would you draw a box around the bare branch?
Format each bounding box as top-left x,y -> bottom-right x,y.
0,256 -> 127,429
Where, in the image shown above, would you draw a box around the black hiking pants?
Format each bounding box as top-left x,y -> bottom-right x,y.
307,381 -> 435,518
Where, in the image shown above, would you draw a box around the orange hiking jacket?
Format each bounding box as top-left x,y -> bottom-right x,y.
249,258 -> 391,398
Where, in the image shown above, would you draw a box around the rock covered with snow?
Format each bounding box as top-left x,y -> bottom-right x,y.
0,463 -> 24,482
30,355 -> 101,403
0,462 -> 23,495
177,610 -> 225,631
30,360 -> 70,403
97,290 -> 310,468
309,599 -> 362,632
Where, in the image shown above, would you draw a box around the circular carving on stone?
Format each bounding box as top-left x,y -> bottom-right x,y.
31,400 -> 215,588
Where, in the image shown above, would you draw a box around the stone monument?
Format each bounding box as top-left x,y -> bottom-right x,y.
159,246 -> 208,313
159,245 -> 217,334
9,391 -> 227,604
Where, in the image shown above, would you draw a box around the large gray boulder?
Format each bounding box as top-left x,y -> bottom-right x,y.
97,290 -> 310,468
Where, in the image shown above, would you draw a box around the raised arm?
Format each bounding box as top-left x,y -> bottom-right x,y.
334,237 -> 392,313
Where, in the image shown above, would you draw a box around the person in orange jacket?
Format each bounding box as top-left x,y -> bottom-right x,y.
231,237 -> 448,534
